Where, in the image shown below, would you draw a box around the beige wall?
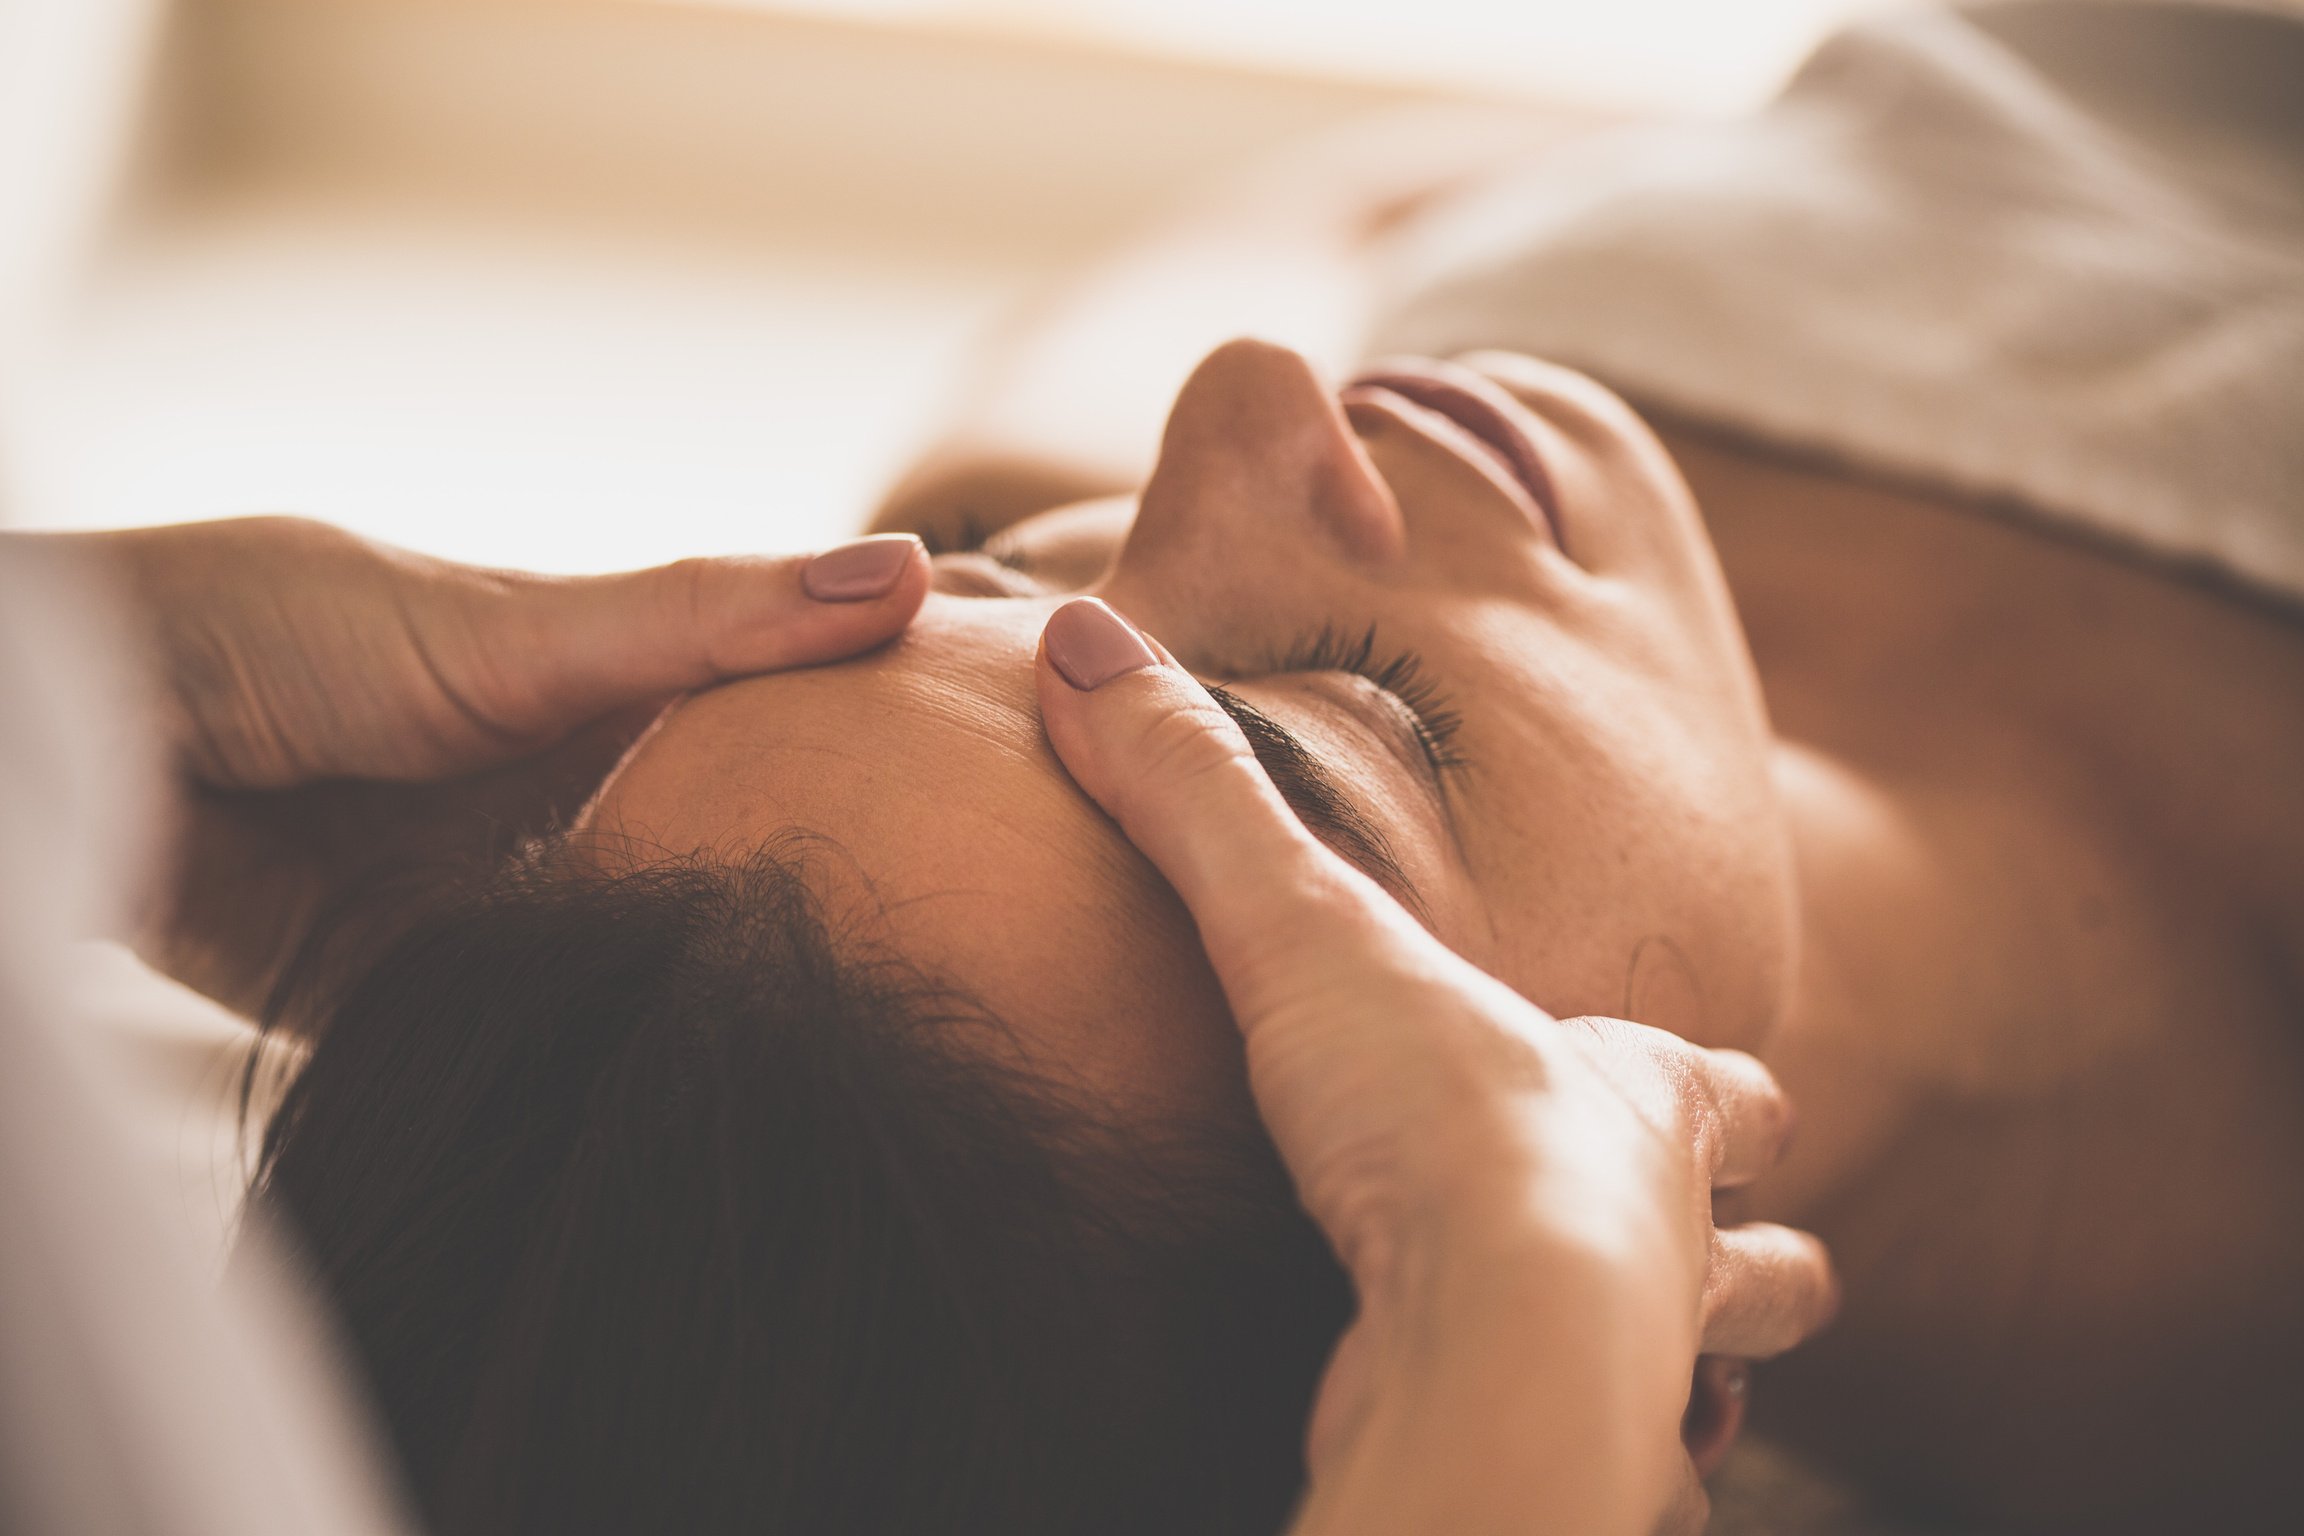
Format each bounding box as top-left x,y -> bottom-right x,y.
13,0 -> 1492,565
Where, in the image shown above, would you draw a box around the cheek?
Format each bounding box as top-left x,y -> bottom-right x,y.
1473,702 -> 1795,1051
1623,934 -> 1713,1043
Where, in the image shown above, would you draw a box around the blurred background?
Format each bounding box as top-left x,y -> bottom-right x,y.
0,0 -> 1881,1273
1,0 -> 1890,575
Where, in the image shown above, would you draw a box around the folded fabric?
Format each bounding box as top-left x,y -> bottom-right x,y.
1372,0 -> 2304,609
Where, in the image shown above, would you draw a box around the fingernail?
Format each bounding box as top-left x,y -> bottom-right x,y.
803,535 -> 920,601
1045,598 -> 1160,690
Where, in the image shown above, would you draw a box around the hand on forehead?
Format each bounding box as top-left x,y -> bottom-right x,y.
582,602 -> 1250,1121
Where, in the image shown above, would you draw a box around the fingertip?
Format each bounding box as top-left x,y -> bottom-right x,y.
1034,600 -> 1231,823
694,537 -> 929,669
1779,1224 -> 1842,1341
1706,1222 -> 1842,1358
872,539 -> 935,627
1031,599 -> 1361,929
1809,1231 -> 1844,1331
1704,1047 -> 1794,1188
800,533 -> 931,610
1042,597 -> 1163,691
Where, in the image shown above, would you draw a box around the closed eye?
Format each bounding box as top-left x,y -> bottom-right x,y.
1270,625 -> 1467,777
919,518 -> 1036,576
1204,684 -> 1431,924
929,551 -> 1042,598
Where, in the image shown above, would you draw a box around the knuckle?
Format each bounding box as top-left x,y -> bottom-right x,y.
661,557 -> 727,657
1556,1014 -> 1661,1085
662,555 -> 825,675
1127,692 -> 1256,786
1110,692 -> 1277,832
1207,870 -> 1386,1017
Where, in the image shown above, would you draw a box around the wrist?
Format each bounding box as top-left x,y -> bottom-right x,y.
1303,1238 -> 1688,1536
1297,1108 -> 1697,1536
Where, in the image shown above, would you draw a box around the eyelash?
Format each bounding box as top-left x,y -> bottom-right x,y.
920,523 -> 1462,771
1271,625 -> 1468,775
918,515 -> 1033,574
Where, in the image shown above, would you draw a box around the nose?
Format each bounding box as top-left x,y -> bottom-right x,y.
1126,339 -> 1404,567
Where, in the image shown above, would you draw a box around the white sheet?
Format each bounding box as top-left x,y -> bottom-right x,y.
1372,0 -> 2304,610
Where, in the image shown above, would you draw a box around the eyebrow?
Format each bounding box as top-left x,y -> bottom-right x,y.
1204,685 -> 1430,923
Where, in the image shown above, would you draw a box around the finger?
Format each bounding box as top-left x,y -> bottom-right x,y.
1558,1021 -> 1793,1192
1652,1459 -> 1711,1536
1699,1048 -> 1794,1191
1702,1222 -> 1840,1359
507,536 -> 932,729
1034,597 -> 1438,1026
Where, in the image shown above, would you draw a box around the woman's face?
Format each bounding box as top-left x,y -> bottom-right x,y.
588,341 -> 1797,1122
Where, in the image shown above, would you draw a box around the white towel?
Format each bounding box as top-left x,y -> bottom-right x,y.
1371,0 -> 2304,610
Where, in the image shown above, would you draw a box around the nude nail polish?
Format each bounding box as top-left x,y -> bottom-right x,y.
803,535 -> 919,601
1045,598 -> 1160,690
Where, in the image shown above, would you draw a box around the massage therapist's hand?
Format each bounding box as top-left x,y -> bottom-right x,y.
1035,598 -> 1836,1536
41,516 -> 929,1017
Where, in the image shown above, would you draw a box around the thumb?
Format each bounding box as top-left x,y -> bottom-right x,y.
492,535 -> 931,732
1034,596 -> 1435,1030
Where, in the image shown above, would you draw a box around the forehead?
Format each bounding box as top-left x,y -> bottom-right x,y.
584,601 -> 1245,1119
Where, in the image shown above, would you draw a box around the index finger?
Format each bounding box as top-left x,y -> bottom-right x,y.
1035,598 -> 1439,1023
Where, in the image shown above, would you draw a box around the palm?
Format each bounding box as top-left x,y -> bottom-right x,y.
153,712 -> 647,1022
81,514 -> 928,1019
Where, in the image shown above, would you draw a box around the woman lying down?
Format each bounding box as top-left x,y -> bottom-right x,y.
245,3 -> 2302,1533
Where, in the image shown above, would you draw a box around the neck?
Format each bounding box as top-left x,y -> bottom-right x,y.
1653,421 -> 2283,1220
1743,744 -> 1929,1213
1747,735 -> 2128,1218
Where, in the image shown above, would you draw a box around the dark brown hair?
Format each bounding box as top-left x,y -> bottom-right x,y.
246,837 -> 1350,1536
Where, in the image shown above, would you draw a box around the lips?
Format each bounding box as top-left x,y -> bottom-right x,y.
1343,362 -> 1564,547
